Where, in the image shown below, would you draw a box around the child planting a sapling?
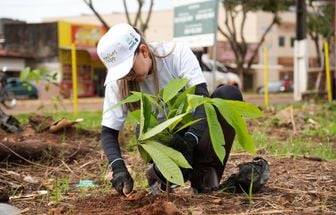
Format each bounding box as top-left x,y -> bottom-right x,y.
97,23 -> 263,196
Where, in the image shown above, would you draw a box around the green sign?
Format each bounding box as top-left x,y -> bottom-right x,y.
173,0 -> 218,47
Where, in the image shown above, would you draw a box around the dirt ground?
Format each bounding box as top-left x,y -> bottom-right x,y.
72,155 -> 336,215
0,110 -> 335,215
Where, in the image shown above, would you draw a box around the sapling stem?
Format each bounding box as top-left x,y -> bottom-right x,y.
166,180 -> 170,200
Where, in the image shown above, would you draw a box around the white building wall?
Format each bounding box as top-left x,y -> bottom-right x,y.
255,11 -> 282,88
0,58 -> 25,71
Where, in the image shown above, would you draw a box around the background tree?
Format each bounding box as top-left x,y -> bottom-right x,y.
83,0 -> 110,30
307,1 -> 334,91
218,0 -> 293,90
83,0 -> 154,34
123,0 -> 154,34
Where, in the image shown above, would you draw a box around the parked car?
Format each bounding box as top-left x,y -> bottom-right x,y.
201,60 -> 242,91
257,80 -> 293,94
6,78 -> 38,99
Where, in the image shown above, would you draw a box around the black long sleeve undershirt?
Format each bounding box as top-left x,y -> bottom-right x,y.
101,126 -> 121,165
185,82 -> 209,143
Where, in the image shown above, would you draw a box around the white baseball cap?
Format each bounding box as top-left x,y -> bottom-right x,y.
97,23 -> 141,84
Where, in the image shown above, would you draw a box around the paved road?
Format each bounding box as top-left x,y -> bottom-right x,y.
3,93 -> 295,115
244,93 -> 294,105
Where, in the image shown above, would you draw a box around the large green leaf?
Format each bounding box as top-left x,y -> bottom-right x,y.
143,94 -> 152,132
138,144 -> 151,163
224,100 -> 263,119
162,78 -> 189,103
168,115 -> 184,133
168,108 -> 178,118
132,91 -> 161,110
174,118 -> 204,133
171,85 -> 195,111
175,100 -> 186,115
179,112 -> 194,125
125,110 -> 140,124
139,93 -> 152,139
211,99 -> 255,153
204,103 -> 226,163
187,94 -> 205,112
140,113 -> 187,141
149,113 -> 159,128
141,142 -> 184,185
145,140 -> 191,168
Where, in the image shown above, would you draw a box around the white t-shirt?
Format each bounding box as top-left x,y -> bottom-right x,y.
102,42 -> 207,130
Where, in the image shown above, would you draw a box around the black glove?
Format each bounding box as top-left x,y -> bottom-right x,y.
169,132 -> 197,166
168,132 -> 198,180
145,133 -> 198,193
111,160 -> 134,195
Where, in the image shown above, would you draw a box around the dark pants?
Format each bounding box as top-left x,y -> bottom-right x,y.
190,85 -> 243,191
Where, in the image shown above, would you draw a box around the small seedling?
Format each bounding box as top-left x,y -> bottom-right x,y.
49,177 -> 70,204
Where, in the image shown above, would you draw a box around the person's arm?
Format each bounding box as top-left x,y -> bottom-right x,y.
173,43 -> 207,87
101,126 -> 122,164
184,82 -> 209,144
101,126 -> 133,195
170,44 -> 211,153
169,83 -> 209,165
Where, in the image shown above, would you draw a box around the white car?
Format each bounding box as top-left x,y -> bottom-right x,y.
201,60 -> 241,92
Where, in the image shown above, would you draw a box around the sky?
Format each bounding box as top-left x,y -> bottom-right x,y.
0,0 -> 174,23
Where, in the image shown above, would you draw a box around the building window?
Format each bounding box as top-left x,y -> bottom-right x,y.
278,36 -> 285,47
290,37 -> 295,47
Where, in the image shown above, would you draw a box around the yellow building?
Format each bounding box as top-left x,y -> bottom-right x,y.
57,21 -> 106,97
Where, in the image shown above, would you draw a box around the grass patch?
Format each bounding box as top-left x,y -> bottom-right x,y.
15,111 -> 102,130
232,102 -> 336,160
232,131 -> 336,160
13,103 -> 336,161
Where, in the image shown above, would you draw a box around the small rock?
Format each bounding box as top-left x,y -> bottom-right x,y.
0,193 -> 9,202
24,175 -> 39,184
0,203 -> 20,215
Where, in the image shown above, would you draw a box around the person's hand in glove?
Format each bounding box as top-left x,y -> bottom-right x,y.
111,159 -> 134,196
160,132 -> 199,181
169,132 -> 198,167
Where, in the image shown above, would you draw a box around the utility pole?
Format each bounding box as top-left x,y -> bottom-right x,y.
294,0 -> 308,101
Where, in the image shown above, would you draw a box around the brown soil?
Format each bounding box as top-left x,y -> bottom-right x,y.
0,112 -> 335,215
71,155 -> 336,215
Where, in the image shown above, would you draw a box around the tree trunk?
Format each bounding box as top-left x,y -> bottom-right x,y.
311,34 -> 322,91
237,66 -> 245,90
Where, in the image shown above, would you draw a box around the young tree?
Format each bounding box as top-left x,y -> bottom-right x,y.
82,0 -> 154,34
218,0 -> 292,89
307,1 -> 334,91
